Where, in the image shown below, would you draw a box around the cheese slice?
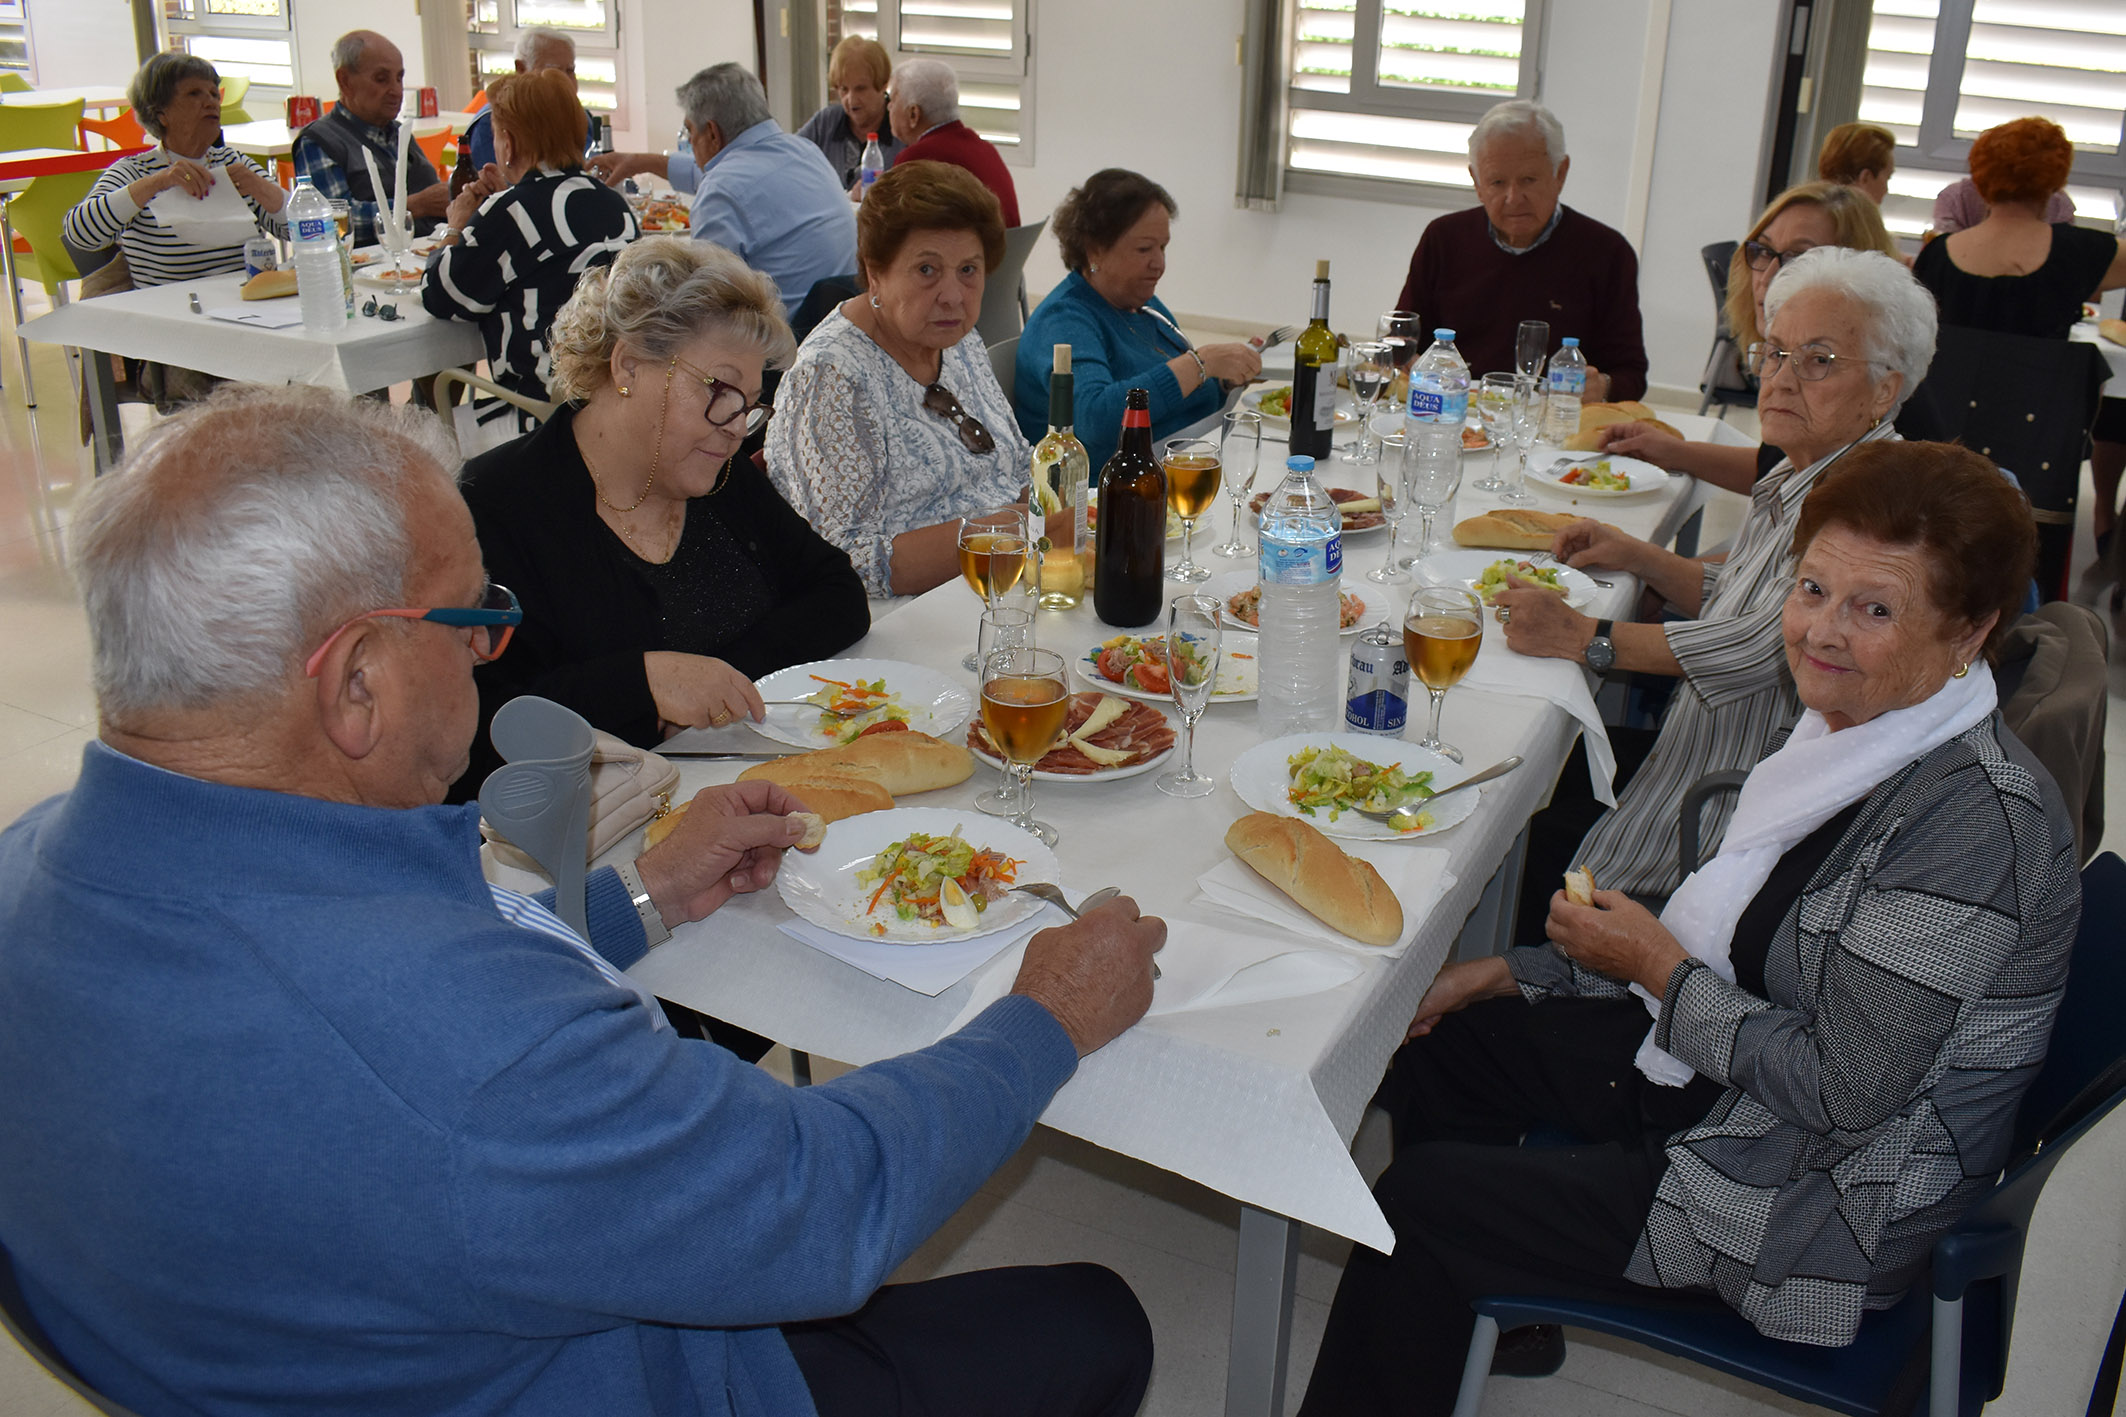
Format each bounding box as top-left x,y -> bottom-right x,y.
1062,695 -> 1135,766
1335,496 -> 1382,515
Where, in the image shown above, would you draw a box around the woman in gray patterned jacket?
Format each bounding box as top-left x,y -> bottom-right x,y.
1301,442 -> 2081,1417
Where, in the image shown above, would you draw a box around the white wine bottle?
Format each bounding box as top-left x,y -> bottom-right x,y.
1289,260 -> 1337,461
1031,344 -> 1091,607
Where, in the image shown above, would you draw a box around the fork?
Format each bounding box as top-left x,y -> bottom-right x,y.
1353,755 -> 1524,826
1524,549 -> 1614,590
1010,884 -> 1158,978
760,699 -> 871,717
1258,324 -> 1297,350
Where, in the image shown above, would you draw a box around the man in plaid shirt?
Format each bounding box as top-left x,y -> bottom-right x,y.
293,30 -> 448,249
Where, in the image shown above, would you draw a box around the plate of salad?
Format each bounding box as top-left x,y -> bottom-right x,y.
1074,631 -> 1259,703
753,658 -> 974,749
1524,453 -> 1670,499
1241,384 -> 1361,433
1229,733 -> 1480,841
776,807 -> 1059,942
1414,550 -> 1599,611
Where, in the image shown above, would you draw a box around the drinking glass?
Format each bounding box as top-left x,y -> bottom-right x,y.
1515,320 -> 1550,387
1366,444 -> 1408,586
1503,378 -> 1540,506
376,203 -> 413,278
1162,437 -> 1219,583
958,507 -> 1030,671
973,605 -> 1034,816
1404,586 -> 1483,764
1475,373 -> 1517,493
1401,428 -> 1461,565
1157,596 -> 1222,798
1213,410 -> 1262,558
1343,340 -> 1393,465
1377,310 -> 1424,379
981,647 -> 1071,846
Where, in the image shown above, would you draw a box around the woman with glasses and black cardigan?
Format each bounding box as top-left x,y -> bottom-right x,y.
448,236 -> 869,804
766,161 -> 1046,598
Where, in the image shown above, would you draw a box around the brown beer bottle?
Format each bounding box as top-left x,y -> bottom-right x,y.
1093,388 -> 1165,627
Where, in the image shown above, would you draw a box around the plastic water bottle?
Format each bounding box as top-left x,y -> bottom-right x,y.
1257,454 -> 1345,736
288,176 -> 351,335
1543,336 -> 1587,442
1404,328 -> 1470,506
858,132 -> 884,198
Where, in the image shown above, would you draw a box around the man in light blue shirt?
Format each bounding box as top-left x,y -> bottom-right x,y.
593,64 -> 855,316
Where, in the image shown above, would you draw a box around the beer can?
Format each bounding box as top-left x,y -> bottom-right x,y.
285,95 -> 320,129
243,236 -> 278,280
417,86 -> 439,118
1344,623 -> 1410,734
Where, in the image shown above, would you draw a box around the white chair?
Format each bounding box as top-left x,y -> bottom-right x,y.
433,368 -> 557,455
976,215 -> 1047,348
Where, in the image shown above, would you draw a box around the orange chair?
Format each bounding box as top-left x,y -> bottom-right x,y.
415,127 -> 453,181
463,90 -> 489,115
78,108 -> 145,151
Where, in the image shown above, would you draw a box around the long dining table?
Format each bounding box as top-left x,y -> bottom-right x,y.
618,412 -> 1752,1415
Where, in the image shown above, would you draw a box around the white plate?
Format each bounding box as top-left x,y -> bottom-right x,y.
1241,385 -> 1361,433
1369,412 -> 1492,452
1414,549 -> 1599,612
1074,631 -> 1260,703
353,267 -> 425,292
1205,568 -> 1376,636
967,692 -> 1177,783
1248,486 -> 1391,538
776,807 -> 1058,943
753,658 -> 975,749
1230,733 -> 1481,842
1523,452 -> 1671,499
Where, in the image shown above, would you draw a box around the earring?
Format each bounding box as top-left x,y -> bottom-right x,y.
870,292 -> 881,309
1088,262 -> 1099,274
617,385 -> 631,397
1953,662 -> 1969,679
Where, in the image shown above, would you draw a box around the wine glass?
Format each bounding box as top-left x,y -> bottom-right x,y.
377,203 -> 413,281
1366,443 -> 1408,586
1475,373 -> 1517,494
1162,436 -> 1219,583
1157,596 -> 1221,798
957,507 -> 1030,671
1401,427 -> 1461,566
1515,320 -> 1550,388
1404,586 -> 1483,764
981,646 -> 1072,846
1377,310 -> 1423,384
1213,410 -> 1261,558
1343,340 -> 1392,465
1503,378 -> 1540,506
973,605 -> 1034,816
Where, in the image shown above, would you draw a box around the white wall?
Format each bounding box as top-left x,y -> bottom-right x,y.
26,0 -> 136,90
291,2 -> 426,98
613,0 -> 756,156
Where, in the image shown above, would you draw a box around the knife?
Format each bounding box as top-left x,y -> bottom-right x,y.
657,749 -> 794,760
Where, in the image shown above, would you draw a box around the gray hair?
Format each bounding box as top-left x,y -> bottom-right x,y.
1763,246 -> 1938,413
330,31 -> 375,75
127,52 -> 219,141
675,63 -> 773,142
547,236 -> 797,401
892,58 -> 959,128
70,386 -> 459,721
514,27 -> 574,66
1468,99 -> 1566,170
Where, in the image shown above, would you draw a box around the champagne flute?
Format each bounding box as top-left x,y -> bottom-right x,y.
1475,373 -> 1516,493
1162,436 -> 1219,583
981,647 -> 1071,846
1213,409 -> 1261,558
1503,378 -> 1540,506
1515,320 -> 1550,388
1405,586 -> 1483,764
1400,427 -> 1461,566
377,203 -> 413,280
1366,440 -> 1409,586
1343,340 -> 1392,465
1156,596 -> 1222,798
973,605 -> 1034,816
958,507 -> 1030,671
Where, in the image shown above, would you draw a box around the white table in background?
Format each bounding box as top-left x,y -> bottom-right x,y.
221,115 -> 460,164
2071,321 -> 2126,385
0,86 -> 128,113
18,269 -> 481,471
626,442 -> 1728,1416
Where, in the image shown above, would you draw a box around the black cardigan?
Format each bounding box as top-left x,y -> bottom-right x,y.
452,406 -> 870,800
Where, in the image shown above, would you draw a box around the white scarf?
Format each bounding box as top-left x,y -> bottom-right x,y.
1633,662 -> 1999,1085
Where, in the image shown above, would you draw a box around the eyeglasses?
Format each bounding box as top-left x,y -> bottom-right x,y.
1745,341 -> 1879,383
670,357 -> 772,435
303,582 -> 523,678
1741,240 -> 1816,273
923,382 -> 996,454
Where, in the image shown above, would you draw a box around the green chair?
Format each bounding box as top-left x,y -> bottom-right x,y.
0,98 -> 84,152
0,73 -> 31,94
218,75 -> 252,126
5,168 -> 99,407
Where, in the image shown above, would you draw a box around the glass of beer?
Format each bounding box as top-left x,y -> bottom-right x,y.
1162,436 -> 1219,583
958,506 -> 1030,672
981,647 -> 1071,846
1157,595 -> 1222,798
1405,585 -> 1483,763
1213,410 -> 1261,558
974,606 -> 1034,817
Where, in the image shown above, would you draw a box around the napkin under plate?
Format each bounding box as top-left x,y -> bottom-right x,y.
778,906 -> 1061,997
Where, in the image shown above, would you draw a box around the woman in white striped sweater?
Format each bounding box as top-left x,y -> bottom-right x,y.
63,52 -> 286,289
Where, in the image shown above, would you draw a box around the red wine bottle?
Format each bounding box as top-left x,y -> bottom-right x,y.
1093,388 -> 1165,627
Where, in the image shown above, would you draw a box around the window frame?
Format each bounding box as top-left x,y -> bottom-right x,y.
0,0 -> 30,81
162,0 -> 295,112
467,0 -> 629,129
832,0 -> 1036,164
1907,0 -> 2126,183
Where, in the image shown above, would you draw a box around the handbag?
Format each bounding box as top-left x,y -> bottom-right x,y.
483,731 -> 682,875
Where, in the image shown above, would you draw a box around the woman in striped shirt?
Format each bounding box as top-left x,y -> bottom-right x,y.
63,53 -> 285,289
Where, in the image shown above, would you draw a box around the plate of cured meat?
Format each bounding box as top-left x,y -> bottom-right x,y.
966,691 -> 1176,782
1249,486 -> 1388,534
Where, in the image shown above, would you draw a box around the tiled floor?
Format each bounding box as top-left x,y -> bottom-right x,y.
2,321 -> 2122,1415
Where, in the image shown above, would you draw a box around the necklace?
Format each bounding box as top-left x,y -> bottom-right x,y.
581,428 -> 657,512
602,494 -> 685,563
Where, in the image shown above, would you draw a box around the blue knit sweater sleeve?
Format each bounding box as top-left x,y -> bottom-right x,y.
448,992 -> 1075,1328
1019,279 -> 1209,470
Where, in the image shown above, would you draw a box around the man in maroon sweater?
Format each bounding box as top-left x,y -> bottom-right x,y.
887,57 -> 1021,226
1396,100 -> 1647,403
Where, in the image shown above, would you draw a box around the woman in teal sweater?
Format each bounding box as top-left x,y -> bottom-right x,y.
1014,168 -> 1262,467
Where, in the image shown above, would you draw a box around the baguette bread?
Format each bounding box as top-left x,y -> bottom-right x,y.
2099,317 -> 2126,348
643,801 -> 840,851
1452,507 -> 1579,550
1562,401 -> 1681,452
738,730 -> 974,796
774,776 -> 895,822
240,268 -> 299,301
1224,812 -> 1404,947
1563,866 -> 1595,906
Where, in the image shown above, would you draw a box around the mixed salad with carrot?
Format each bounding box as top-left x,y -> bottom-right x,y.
856,828 -> 1023,931
1091,634 -> 1216,695
803,675 -> 910,743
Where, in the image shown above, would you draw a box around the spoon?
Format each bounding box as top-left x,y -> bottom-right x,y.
1353,755 -> 1524,826
1009,884 -> 1156,978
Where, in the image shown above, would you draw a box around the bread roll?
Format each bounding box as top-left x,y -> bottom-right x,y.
644,803 -> 686,849
240,268 -> 299,301
776,776 -> 894,822
738,730 -> 973,796
1562,401 -> 1681,452
1224,812 -> 1404,948
2099,317 -> 2126,347
1452,508 -> 1579,550
1563,866 -> 1595,906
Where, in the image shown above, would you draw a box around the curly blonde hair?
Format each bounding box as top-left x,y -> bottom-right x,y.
546,237 -> 795,403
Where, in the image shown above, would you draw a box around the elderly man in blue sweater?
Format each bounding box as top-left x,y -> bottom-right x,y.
0,385 -> 1162,1416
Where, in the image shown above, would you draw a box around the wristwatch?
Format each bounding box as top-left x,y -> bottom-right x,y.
1584,619 -> 1616,675
615,857 -> 672,949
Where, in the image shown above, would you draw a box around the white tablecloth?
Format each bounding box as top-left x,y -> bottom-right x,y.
2072,321 -> 2126,385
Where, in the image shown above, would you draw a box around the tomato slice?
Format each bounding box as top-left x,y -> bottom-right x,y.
1097,647 -> 1133,682
1128,659 -> 1170,694
856,719 -> 909,737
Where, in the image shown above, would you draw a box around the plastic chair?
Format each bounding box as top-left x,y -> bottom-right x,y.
987,332 -> 1017,407
0,73 -> 30,93
414,127 -> 452,182
0,1236 -> 145,1416
5,167 -> 98,406
976,214 -> 1047,348
1450,851 -> 2126,1417
0,97 -> 85,152
218,75 -> 251,125
77,108 -> 144,151
1696,240 -> 1756,420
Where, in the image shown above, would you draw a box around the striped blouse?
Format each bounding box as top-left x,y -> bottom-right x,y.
1576,421 -> 1901,899
62,145 -> 284,288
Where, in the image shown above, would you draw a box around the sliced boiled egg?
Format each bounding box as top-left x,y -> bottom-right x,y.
939,877 -> 978,929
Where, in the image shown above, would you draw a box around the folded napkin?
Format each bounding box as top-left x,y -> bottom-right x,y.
1453,617 -> 1617,805
148,170 -> 262,249
779,905 -> 1061,997
1194,840 -> 1455,959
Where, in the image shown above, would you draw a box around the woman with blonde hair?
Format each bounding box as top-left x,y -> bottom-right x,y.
1815,121 -> 1896,202
795,35 -> 904,188
449,235 -> 868,802
1598,182 -> 1899,492
421,67 -> 638,437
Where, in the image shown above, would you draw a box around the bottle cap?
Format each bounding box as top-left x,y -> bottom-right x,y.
1314,260 -> 1330,280
1434,329 -> 1455,340
866,132 -> 878,141
1561,337 -> 1579,347
1053,343 -> 1071,374
1287,455 -> 1315,473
